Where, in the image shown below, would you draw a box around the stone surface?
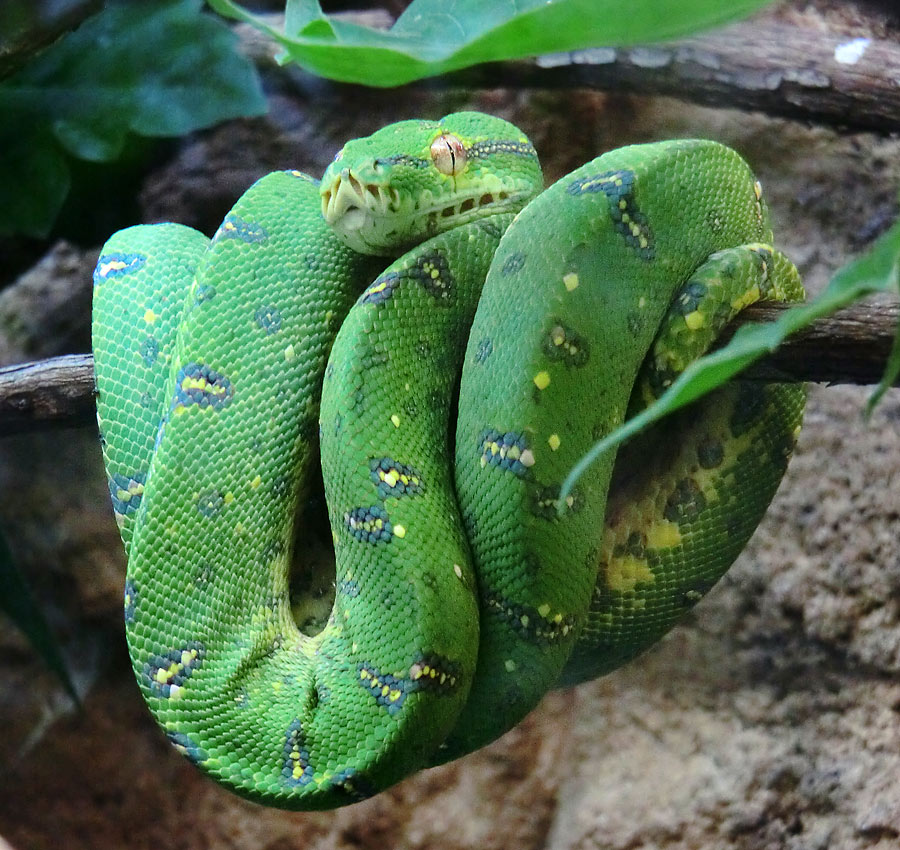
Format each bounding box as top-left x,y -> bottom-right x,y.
0,2 -> 898,848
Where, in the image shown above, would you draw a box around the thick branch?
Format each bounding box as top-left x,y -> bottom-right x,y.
482,22 -> 900,135
240,17 -> 900,135
0,301 -> 895,436
0,354 -> 96,434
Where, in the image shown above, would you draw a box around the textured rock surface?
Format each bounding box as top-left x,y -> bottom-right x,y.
0,2 -> 898,848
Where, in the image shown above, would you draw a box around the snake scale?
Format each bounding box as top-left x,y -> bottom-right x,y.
92,112 -> 805,809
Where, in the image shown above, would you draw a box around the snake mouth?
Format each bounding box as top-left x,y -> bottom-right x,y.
321,171 -> 398,236
322,169 -> 517,254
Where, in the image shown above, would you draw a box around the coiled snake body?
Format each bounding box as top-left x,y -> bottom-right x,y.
92,113 -> 804,809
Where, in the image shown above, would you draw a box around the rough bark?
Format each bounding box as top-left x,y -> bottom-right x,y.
0,300 -> 896,434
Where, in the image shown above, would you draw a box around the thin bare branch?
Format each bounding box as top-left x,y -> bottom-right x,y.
0,300 -> 895,436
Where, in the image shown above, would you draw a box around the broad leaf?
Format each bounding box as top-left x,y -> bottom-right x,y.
208,0 -> 774,86
0,0 -> 266,237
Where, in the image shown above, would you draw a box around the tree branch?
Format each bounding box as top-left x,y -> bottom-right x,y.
480,22 -> 900,135
0,300 -> 895,436
239,16 -> 900,135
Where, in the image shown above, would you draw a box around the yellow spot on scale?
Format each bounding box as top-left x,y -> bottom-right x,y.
563,272 -> 579,292
533,371 -> 551,390
284,344 -> 296,361
223,492 -> 235,504
646,521 -> 682,549
731,284 -> 761,312
99,259 -> 128,277
537,603 -> 551,618
548,434 -> 561,451
504,659 -> 517,672
606,555 -> 654,593
250,475 -> 262,490
143,308 -> 158,324
684,310 -> 705,330
394,524 -> 406,539
390,414 -> 401,428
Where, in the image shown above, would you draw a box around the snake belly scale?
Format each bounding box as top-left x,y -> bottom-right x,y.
92,112 -> 804,808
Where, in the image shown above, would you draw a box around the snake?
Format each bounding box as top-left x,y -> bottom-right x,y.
92,112 -> 805,810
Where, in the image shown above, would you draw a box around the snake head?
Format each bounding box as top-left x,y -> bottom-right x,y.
320,112 -> 543,255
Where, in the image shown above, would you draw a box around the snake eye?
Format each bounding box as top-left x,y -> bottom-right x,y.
430,134 -> 467,176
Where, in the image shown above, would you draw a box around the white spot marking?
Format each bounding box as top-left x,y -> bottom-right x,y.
834,38 -> 870,65
628,47 -> 671,69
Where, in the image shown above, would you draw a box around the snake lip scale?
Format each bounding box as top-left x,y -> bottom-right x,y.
93,112 -> 804,809
321,171 -> 514,254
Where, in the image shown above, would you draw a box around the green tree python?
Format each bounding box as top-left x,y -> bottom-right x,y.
92,112 -> 805,809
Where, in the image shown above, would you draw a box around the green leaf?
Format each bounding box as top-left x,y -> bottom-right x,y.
0,0 -> 266,237
560,217 -> 900,507
866,301 -> 900,415
0,529 -> 79,704
208,0 -> 774,86
0,118 -> 70,237
284,0 -> 335,38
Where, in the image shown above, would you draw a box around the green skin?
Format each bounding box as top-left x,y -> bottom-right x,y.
92,112 -> 804,809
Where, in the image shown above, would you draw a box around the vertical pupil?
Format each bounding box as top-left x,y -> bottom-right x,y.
431,134 -> 465,175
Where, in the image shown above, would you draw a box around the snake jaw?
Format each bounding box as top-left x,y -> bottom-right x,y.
322,168 -> 528,256
321,169 -> 401,255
